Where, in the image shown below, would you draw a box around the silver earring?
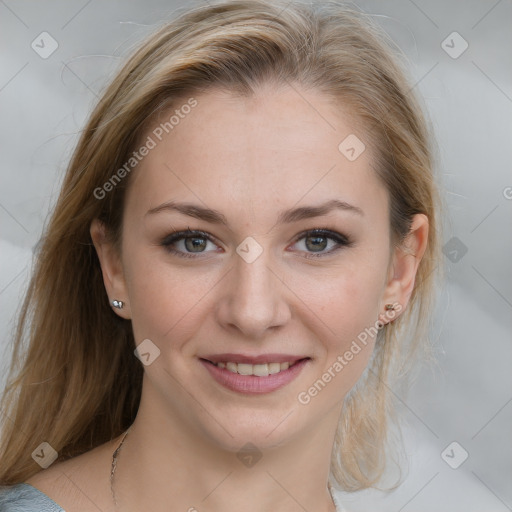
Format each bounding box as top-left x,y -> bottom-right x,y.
385,303 -> 395,311
112,300 -> 124,309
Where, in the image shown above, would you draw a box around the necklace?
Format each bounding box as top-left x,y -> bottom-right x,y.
110,427 -> 131,507
110,427 -> 340,512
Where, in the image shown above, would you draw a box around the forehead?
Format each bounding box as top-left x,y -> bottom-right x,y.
125,84 -> 388,225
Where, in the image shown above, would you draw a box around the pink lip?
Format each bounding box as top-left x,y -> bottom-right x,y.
200,358 -> 310,394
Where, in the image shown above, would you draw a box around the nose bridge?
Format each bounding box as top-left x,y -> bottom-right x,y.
217,248 -> 289,338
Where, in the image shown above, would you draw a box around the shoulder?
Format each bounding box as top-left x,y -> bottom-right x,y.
20,437 -> 119,512
0,483 -> 63,511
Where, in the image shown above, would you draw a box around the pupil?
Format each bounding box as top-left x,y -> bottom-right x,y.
306,236 -> 327,252
185,237 -> 206,252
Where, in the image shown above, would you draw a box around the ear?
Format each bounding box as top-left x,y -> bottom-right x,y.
380,214 -> 429,322
90,218 -> 131,319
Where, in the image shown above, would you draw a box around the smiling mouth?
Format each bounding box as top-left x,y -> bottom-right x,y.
200,358 -> 310,377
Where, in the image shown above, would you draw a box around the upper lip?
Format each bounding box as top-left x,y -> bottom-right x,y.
201,353 -> 309,365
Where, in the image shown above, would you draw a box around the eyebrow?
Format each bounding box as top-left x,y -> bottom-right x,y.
145,199 -> 364,225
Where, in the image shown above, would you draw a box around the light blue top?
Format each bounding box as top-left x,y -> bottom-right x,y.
0,482 -> 347,511
0,484 -> 64,511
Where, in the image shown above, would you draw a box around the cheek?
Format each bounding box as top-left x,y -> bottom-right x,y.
122,229 -> 390,365
302,280 -> 384,401
122,247 -> 213,347
304,260 -> 387,335
296,251 -> 389,375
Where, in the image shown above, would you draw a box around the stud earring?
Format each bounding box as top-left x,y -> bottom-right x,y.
385,303 -> 395,311
111,299 -> 124,309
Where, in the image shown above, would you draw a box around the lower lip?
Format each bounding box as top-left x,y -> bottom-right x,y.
200,359 -> 310,394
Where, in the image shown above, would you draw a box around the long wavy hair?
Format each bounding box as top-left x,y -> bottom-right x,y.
0,0 -> 441,491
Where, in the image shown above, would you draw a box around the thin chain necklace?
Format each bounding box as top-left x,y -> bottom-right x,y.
110,427 -> 340,512
110,427 -> 131,508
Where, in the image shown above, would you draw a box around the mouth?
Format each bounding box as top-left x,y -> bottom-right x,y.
200,358 -> 308,377
199,355 -> 311,394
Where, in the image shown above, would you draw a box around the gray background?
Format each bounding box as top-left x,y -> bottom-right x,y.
1,1 -> 511,511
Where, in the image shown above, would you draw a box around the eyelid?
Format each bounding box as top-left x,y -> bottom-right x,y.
288,228 -> 352,258
160,229 -> 222,257
291,228 -> 350,246
160,228 -> 352,258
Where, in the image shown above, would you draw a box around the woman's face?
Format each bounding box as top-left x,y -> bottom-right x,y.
94,84 -> 422,452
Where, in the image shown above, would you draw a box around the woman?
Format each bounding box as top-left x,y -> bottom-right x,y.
0,1 -> 440,510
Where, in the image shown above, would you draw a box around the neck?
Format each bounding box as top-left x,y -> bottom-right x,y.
112,380 -> 341,512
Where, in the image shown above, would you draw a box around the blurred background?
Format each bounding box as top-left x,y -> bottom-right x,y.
0,1 -> 511,510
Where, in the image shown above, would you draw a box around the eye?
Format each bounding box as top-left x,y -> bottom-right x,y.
161,229 -> 220,259
290,229 -> 352,258
160,228 -> 352,260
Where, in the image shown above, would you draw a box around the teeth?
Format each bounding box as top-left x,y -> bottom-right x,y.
214,361 -> 298,376
253,364 -> 269,377
237,363 -> 254,376
268,363 -> 281,374
226,362 -> 238,373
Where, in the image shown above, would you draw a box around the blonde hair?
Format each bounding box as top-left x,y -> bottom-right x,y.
0,0 -> 441,491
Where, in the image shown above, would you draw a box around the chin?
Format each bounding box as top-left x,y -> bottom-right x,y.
195,403 -> 309,453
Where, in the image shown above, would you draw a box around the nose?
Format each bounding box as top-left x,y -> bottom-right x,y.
215,250 -> 291,339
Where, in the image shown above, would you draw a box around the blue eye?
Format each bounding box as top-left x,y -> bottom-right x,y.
160,228 -> 352,259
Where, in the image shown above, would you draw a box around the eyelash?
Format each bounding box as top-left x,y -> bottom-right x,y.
160,228 -> 352,260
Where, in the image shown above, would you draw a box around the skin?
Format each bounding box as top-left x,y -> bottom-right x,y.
27,83 -> 428,512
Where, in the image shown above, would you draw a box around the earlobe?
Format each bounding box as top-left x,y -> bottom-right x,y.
90,219 -> 131,319
381,214 -> 429,321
